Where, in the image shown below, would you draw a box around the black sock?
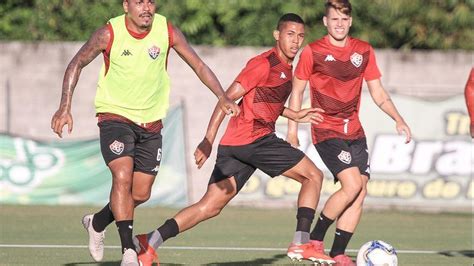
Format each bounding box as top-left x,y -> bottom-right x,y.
92,203 -> 115,232
329,228 -> 353,257
116,220 -> 135,253
310,212 -> 334,241
296,207 -> 315,232
157,218 -> 179,242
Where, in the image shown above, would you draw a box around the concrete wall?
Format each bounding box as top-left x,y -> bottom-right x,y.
0,42 -> 472,202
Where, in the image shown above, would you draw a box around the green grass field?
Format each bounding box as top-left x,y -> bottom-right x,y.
0,205 -> 472,265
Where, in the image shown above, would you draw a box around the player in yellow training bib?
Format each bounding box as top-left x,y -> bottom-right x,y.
50,1 -> 240,265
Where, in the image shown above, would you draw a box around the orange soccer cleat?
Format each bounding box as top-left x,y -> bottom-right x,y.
309,239 -> 325,253
135,234 -> 159,266
287,242 -> 335,264
332,254 -> 356,266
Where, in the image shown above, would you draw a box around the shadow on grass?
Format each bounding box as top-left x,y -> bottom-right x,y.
63,262 -> 119,266
62,254 -> 356,265
438,250 -> 474,258
63,262 -> 182,266
200,253 -> 342,265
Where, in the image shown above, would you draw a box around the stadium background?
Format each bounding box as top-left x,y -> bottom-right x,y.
0,0 -> 473,265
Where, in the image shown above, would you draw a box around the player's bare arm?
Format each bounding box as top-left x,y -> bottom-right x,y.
51,25 -> 110,138
367,79 -> 412,143
282,107 -> 324,124
171,25 -> 240,117
286,76 -> 308,147
194,82 -> 246,169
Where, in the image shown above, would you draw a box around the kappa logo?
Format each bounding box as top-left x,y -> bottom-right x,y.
337,150 -> 352,164
280,72 -> 287,79
151,165 -> 160,172
350,52 -> 363,68
121,49 -> 132,56
109,140 -> 124,155
148,45 -> 160,59
325,54 -> 336,62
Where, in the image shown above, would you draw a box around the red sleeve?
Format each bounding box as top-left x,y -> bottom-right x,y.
294,45 -> 314,81
167,21 -> 174,47
102,23 -> 114,76
465,68 -> 474,123
235,57 -> 270,92
364,46 -> 382,81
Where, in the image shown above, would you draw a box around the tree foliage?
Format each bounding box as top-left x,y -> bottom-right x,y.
0,0 -> 473,50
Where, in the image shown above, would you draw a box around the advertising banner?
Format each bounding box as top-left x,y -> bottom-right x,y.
232,94 -> 472,211
0,106 -> 188,207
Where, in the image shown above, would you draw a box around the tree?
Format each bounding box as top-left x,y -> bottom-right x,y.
1,0 -> 473,50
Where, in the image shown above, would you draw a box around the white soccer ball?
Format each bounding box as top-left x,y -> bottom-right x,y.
356,240 -> 398,266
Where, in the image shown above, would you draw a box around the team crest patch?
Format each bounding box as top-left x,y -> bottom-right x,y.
337,150 -> 352,164
148,45 -> 160,59
350,52 -> 363,68
109,140 -> 124,155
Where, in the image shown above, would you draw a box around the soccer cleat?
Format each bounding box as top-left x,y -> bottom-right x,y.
287,242 -> 335,264
121,248 -> 139,266
134,234 -> 159,266
332,254 -> 356,266
310,239 -> 325,253
82,214 -> 105,262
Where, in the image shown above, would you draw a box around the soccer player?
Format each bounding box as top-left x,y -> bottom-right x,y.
50,1 -> 239,265
465,68 -> 474,138
133,13 -> 335,266
287,1 -> 412,265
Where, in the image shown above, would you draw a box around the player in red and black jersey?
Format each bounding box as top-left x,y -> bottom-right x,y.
287,1 -> 411,265
133,13 -> 335,265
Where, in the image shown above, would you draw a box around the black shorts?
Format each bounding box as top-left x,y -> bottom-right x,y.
98,120 -> 163,176
314,138 -> 370,182
209,133 -> 305,192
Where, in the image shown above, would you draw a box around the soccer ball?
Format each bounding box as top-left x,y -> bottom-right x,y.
356,240 -> 398,266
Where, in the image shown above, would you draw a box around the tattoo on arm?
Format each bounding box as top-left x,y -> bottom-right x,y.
60,26 -> 110,110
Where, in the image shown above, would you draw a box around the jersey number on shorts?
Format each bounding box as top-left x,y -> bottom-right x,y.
156,148 -> 162,162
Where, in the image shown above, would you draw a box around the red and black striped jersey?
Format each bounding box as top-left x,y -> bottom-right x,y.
220,48 -> 292,146
295,35 -> 381,144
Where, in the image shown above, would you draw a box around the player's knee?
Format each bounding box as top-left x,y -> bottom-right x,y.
112,173 -> 133,192
343,182 -> 363,202
132,190 -> 151,205
307,168 -> 323,183
199,202 -> 223,219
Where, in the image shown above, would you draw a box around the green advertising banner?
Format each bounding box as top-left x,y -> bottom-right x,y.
0,106 -> 188,207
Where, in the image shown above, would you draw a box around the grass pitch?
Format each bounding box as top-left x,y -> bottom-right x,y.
0,205 -> 472,265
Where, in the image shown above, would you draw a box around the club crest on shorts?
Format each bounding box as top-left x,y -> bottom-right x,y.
338,150 -> 352,164
350,52 -> 363,68
109,140 -> 124,155
148,45 -> 160,60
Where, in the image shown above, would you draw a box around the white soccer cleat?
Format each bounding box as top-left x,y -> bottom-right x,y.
121,248 -> 139,266
82,214 -> 105,262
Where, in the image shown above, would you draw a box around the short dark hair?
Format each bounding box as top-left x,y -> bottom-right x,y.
276,13 -> 305,30
325,0 -> 352,16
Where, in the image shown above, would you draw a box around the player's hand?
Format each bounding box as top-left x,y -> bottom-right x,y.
396,120 -> 411,144
218,95 -> 240,117
51,108 -> 73,138
286,134 -> 300,148
194,138 -> 212,169
294,107 -> 324,124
